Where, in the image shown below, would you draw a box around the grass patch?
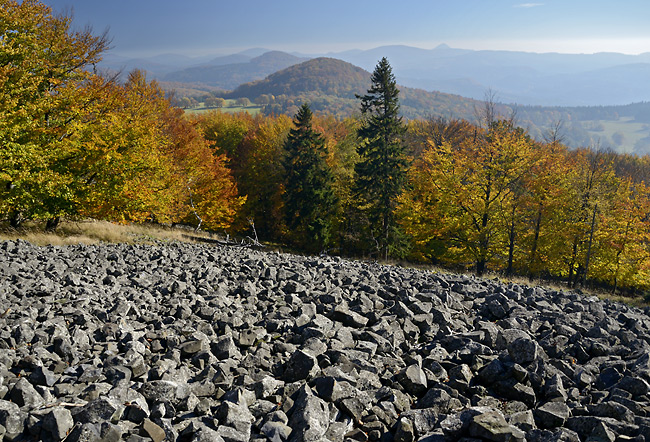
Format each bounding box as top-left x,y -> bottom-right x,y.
184,99 -> 262,116
0,219 -> 217,247
584,116 -> 650,153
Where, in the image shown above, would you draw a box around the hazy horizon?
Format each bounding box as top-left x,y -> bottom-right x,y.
40,0 -> 650,58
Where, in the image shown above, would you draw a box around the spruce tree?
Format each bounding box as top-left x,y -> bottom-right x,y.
355,57 -> 408,259
283,103 -> 337,252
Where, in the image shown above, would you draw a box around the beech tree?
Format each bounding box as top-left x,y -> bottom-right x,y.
0,0 -> 109,228
283,104 -> 337,252
400,119 -> 533,275
354,57 -> 408,259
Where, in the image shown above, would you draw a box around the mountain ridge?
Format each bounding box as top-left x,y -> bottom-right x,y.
101,44 -> 650,106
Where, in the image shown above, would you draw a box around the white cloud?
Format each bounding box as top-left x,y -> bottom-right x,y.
514,3 -> 544,7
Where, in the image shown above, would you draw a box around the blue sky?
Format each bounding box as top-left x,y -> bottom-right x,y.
41,0 -> 650,57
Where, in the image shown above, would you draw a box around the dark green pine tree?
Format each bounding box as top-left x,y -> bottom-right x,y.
355,57 -> 408,260
283,103 -> 337,253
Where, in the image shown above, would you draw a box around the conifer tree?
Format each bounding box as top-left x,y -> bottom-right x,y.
283,103 -> 337,252
355,57 -> 408,259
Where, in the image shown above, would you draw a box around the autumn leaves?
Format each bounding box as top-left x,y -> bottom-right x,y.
400,120 -> 650,293
3,0 -> 650,294
0,1 -> 243,231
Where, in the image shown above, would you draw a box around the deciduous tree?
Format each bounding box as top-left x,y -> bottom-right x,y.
0,0 -> 109,227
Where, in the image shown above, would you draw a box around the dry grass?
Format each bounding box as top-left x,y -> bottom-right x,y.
0,219 -> 216,247
494,272 -> 650,308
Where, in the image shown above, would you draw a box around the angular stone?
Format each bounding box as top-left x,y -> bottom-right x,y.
448,363 -> 473,393
400,408 -> 440,436
0,399 -> 25,436
415,388 -> 459,413
507,410 -> 536,432
333,304 -> 369,328
534,402 -> 570,429
287,385 -> 330,441
544,373 -> 567,402
340,397 -> 365,422
469,411 -> 526,442
397,364 -> 428,396
65,422 -> 101,442
179,339 -> 205,357
11,377 -> 44,408
42,407 -> 75,441
394,416 -> 415,442
142,418 -> 166,442
508,336 -> 538,365
211,334 -> 241,360
30,365 -> 59,387
260,420 -> 292,442
72,396 -> 124,424
283,349 -> 319,382
615,376 -> 650,397
217,400 -> 253,435
526,428 -> 580,442
138,380 -> 190,406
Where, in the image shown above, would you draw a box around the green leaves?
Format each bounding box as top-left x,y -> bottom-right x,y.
283,103 -> 337,252
354,57 -> 408,259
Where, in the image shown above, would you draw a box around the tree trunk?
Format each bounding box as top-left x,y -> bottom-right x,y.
9,211 -> 22,228
45,217 -> 60,232
568,238 -> 578,288
582,204 -> 598,287
506,205 -> 517,277
476,209 -> 490,276
528,206 -> 543,281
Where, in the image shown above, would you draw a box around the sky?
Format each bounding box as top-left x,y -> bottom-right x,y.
40,0 -> 650,58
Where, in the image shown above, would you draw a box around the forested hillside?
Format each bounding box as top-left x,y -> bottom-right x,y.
4,0 -> 650,296
183,57 -> 650,153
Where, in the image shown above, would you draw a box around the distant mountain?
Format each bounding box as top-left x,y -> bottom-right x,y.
162,51 -> 308,90
102,44 -> 650,106
226,57 -> 482,121
102,45 -> 650,153
330,45 -> 650,106
203,53 -> 252,66
227,57 -> 369,99
99,52 -> 217,78
220,57 -> 650,154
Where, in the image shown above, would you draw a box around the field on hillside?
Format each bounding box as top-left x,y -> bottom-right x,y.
584,116 -> 650,153
183,99 -> 262,116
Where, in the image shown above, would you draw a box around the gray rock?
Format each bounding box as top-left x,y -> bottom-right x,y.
142,418 -> 166,442
11,377 -> 44,408
400,408 -> 440,436
534,402 -> 570,429
72,396 -> 124,424
397,364 -> 428,396
526,428 -> 581,442
217,400 -> 253,435
394,416 -> 415,442
507,410 -> 536,432
508,336 -> 539,365
261,420 -> 292,442
65,422 -> 102,442
544,373 -> 568,402
448,363 -> 473,393
0,399 -> 25,436
42,407 -> 75,441
287,385 -> 330,442
138,380 -> 190,406
283,349 -> 319,382
469,410 -> 526,442
212,334 -> 241,360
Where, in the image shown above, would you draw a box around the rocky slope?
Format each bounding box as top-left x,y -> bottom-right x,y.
1,239 -> 650,442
